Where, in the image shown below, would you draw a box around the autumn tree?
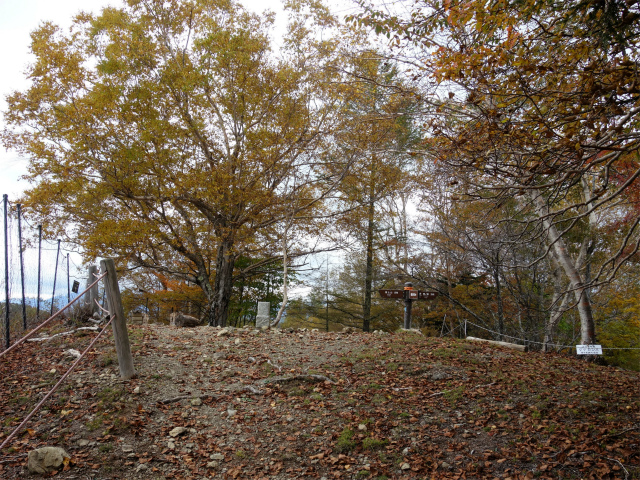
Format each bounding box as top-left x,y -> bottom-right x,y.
353,0 -> 640,345
332,52 -> 419,331
3,0 -> 353,326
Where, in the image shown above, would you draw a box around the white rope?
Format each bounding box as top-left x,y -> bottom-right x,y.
465,320 -> 640,350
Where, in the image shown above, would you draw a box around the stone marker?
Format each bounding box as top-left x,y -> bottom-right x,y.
28,447 -> 71,475
256,302 -> 270,328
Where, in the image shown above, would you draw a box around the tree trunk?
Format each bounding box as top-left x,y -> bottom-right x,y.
362,196 -> 375,333
543,254 -> 570,351
209,238 -> 235,327
272,222 -> 290,328
532,194 -> 596,345
492,253 -> 504,340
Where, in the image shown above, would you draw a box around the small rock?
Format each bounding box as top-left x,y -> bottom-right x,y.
207,461 -> 219,468
400,462 -> 411,470
27,447 -> 71,474
121,444 -> 134,453
136,463 -> 148,472
167,441 -> 176,450
190,398 -> 202,406
169,427 -> 187,437
402,447 -> 410,455
64,348 -> 81,358
133,386 -> 140,394
210,453 -> 224,461
189,428 -> 197,434
217,328 -> 230,337
227,409 -> 237,417
358,424 -> 367,431
441,461 -> 451,470
249,330 -> 260,336
77,439 -> 90,447
49,369 -> 56,374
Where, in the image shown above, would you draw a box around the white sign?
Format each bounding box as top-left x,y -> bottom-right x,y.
576,344 -> 603,355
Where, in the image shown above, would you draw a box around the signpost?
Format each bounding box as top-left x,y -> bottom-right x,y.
378,282 -> 438,329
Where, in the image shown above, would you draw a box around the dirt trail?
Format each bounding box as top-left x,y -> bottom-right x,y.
0,322 -> 638,479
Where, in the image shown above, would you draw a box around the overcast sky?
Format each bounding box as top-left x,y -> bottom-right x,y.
0,0 -> 299,201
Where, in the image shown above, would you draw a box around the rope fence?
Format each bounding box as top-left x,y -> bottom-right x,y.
465,320 -> 640,351
0,258 -> 135,451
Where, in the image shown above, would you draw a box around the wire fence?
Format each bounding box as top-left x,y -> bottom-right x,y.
0,195 -> 90,349
464,320 -> 640,351
0,258 -> 134,451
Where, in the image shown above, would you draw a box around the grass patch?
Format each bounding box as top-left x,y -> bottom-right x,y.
336,428 -> 356,453
362,437 -> 389,450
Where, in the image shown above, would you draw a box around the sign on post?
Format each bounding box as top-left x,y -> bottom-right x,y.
379,289 -> 404,299
576,344 -> 603,355
71,280 -> 80,294
378,283 -> 438,329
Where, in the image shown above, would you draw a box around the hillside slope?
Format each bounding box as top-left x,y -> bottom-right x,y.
1,322 -> 638,479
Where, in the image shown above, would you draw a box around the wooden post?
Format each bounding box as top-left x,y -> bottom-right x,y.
87,265 -> 99,317
100,258 -> 135,379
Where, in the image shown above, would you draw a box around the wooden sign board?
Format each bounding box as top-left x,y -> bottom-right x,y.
379,289 -> 404,299
576,344 -> 602,355
418,291 -> 437,300
379,289 -> 438,300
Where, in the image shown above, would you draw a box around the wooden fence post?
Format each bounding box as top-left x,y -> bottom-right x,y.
100,258 -> 135,379
87,265 -> 99,317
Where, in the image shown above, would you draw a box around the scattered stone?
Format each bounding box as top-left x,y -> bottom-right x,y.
190,397 -> 202,406
400,462 -> 411,470
167,441 -> 176,450
27,447 -> 71,475
227,409 -> 237,417
133,386 -> 140,394
429,371 -> 451,381
63,349 -> 81,358
121,444 -> 134,453
136,464 -> 148,472
77,439 -> 90,447
49,369 -> 56,374
358,424 -> 367,431
441,461 -> 451,470
207,461 -> 220,468
402,447 -> 411,455
169,427 -> 188,437
234,338 -> 241,345
217,328 -> 230,337
210,453 -> 224,461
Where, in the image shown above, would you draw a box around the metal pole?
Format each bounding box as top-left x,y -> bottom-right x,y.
17,204 -> 26,330
3,195 -> 10,349
36,225 -> 42,321
403,282 -> 413,330
50,239 -> 61,316
66,254 -> 70,303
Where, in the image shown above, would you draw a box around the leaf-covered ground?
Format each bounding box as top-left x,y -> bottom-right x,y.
1,321 -> 638,479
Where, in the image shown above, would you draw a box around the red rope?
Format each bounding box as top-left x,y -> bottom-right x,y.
0,272 -> 107,359
0,315 -> 114,450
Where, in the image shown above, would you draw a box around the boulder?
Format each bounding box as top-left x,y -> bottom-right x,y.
27,447 -> 71,475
